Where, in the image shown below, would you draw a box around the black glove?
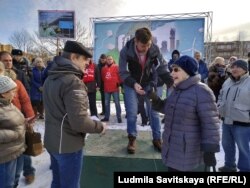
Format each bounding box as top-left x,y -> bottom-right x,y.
149,81 -> 157,93
156,64 -> 174,88
148,91 -> 159,102
204,152 -> 216,167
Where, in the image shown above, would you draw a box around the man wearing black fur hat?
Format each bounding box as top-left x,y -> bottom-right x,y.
11,49 -> 32,88
43,40 -> 106,187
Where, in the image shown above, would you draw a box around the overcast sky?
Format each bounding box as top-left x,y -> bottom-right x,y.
0,0 -> 249,44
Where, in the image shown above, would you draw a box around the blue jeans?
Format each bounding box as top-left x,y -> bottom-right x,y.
222,123 -> 250,172
15,154 -> 35,186
0,159 -> 17,188
50,149 -> 83,188
104,91 -> 121,120
124,85 -> 161,139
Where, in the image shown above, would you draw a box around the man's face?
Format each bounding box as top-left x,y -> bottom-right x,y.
71,54 -> 90,73
13,55 -> 22,62
135,40 -> 152,54
172,54 -> 179,61
0,54 -> 13,69
100,58 -> 107,64
194,53 -> 201,61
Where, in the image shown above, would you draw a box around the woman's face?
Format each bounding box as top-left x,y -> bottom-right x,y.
1,88 -> 17,101
170,66 -> 189,86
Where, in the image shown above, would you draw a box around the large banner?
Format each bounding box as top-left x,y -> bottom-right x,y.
94,18 -> 204,63
38,10 -> 75,38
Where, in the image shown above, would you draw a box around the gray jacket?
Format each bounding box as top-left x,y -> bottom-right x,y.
218,73 -> 250,124
152,75 -> 220,171
43,56 -> 104,154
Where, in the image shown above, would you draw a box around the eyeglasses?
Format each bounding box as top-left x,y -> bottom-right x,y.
171,67 -> 181,72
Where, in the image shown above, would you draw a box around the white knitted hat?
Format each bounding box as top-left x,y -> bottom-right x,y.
0,76 -> 17,94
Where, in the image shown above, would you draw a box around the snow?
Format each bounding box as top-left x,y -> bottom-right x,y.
18,101 -> 226,187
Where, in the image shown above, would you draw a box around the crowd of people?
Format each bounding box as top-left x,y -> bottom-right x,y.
0,27 -> 250,187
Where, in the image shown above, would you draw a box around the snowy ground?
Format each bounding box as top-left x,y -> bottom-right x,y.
18,101 -> 226,188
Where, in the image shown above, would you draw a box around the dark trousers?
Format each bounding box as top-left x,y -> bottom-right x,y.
88,92 -> 98,116
100,89 -> 105,114
32,100 -> 44,117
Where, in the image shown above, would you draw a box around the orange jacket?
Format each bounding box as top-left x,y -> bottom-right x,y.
12,80 -> 35,118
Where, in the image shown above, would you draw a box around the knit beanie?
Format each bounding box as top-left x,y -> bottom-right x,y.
173,55 -> 198,76
0,76 -> 17,94
231,59 -> 248,72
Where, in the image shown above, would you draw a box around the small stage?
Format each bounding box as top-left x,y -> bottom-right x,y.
81,129 -> 167,188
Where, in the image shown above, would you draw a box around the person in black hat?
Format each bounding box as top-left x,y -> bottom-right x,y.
149,55 -> 220,171
11,49 -> 32,85
43,40 -> 106,187
218,59 -> 250,172
168,49 -> 180,72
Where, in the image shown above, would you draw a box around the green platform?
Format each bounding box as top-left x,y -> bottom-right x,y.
80,129 -> 167,188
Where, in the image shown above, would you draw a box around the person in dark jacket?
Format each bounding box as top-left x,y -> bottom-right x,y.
97,54 -> 107,115
11,49 -> 32,89
168,49 -> 180,72
207,56 -> 227,101
119,27 -> 173,154
149,55 -> 220,171
43,40 -> 106,188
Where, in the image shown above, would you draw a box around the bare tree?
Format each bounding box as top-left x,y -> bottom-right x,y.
9,21 -> 89,57
9,29 -> 33,52
75,21 -> 89,46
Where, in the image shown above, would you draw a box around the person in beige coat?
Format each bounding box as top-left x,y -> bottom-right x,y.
0,76 -> 26,187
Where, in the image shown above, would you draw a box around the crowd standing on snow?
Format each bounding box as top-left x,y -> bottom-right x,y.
0,26 -> 250,187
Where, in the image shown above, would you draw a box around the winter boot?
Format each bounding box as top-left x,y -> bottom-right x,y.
152,139 -> 162,152
127,135 -> 136,154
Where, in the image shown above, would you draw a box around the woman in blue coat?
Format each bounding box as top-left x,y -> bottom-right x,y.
149,55 -> 220,171
30,57 -> 46,119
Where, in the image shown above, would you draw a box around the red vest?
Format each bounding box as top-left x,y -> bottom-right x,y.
83,63 -> 95,83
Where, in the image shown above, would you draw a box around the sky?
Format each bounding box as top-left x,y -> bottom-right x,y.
0,0 -> 249,44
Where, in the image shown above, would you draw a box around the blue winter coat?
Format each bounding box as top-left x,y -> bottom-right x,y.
30,67 -> 45,102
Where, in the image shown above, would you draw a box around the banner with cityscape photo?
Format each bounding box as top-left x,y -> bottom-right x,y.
93,18 -> 204,63
38,10 -> 75,38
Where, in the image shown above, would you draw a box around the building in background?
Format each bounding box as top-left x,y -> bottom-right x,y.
205,41 -> 250,63
0,44 -> 13,52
